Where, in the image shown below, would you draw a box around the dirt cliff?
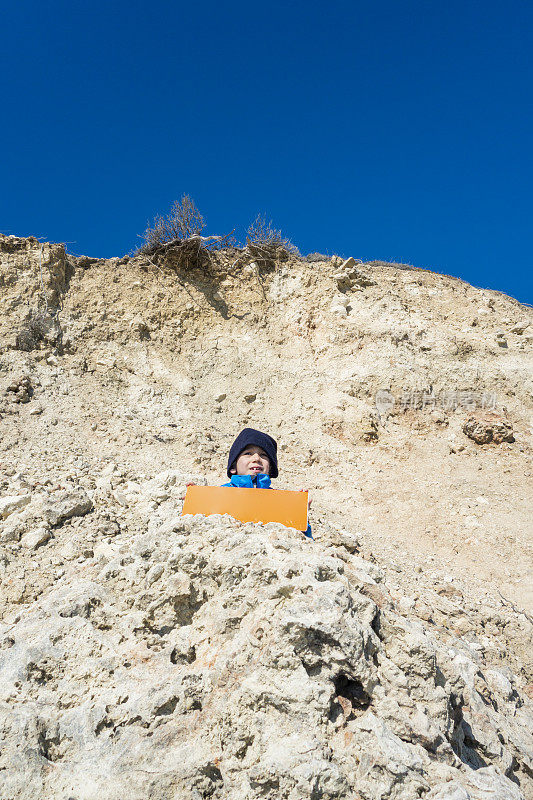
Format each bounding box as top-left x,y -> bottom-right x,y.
0,234 -> 532,799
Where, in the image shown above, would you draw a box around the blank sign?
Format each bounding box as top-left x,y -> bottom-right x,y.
182,485 -> 308,530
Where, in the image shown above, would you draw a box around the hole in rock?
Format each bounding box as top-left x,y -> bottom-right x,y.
334,674 -> 371,708
329,674 -> 371,724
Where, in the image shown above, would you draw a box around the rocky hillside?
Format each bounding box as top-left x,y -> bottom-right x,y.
0,234 -> 532,799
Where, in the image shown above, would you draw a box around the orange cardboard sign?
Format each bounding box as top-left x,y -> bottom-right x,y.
182,486 -> 308,530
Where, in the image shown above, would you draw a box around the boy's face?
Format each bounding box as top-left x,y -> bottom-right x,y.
231,445 -> 270,476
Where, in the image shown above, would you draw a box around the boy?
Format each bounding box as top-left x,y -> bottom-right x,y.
223,428 -> 313,539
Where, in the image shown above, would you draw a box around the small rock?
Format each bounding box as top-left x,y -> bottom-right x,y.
333,257 -> 375,292
97,518 -> 120,537
43,489 -> 93,526
510,322 -> 529,335
398,596 -> 416,612
113,490 -> 129,507
146,563 -> 164,586
0,494 -> 31,519
101,463 -> 117,477
21,526 -> 51,549
335,295 -> 350,308
60,540 -> 80,560
484,669 -> 513,700
330,295 -> 350,315
152,490 -> 170,503
341,256 -> 358,271
435,583 -> 463,600
415,601 -> 434,622
463,414 -> 514,444
330,303 -> 348,316
495,332 -> 508,348
6,376 -> 33,403
328,529 -> 360,553
374,390 -> 395,420
0,517 -> 25,543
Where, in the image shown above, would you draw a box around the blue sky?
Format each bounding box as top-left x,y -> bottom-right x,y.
2,0 -> 532,303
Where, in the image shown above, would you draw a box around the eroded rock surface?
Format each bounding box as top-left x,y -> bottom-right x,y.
1,509 -> 531,800
1,234 -> 532,798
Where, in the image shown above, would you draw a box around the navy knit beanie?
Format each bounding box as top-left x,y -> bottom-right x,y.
227,428 -> 278,478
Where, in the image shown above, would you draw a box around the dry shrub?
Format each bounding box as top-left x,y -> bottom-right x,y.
239,214 -> 300,269
137,201 -> 298,274
246,214 -> 299,260
138,195 -> 235,272
140,195 -> 205,252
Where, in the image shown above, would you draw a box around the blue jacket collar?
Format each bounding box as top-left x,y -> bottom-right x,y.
228,473 -> 271,489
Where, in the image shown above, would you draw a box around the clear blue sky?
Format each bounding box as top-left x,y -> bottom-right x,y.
2,0 -> 532,303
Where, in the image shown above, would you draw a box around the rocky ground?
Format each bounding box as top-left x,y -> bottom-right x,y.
0,234 -> 532,799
